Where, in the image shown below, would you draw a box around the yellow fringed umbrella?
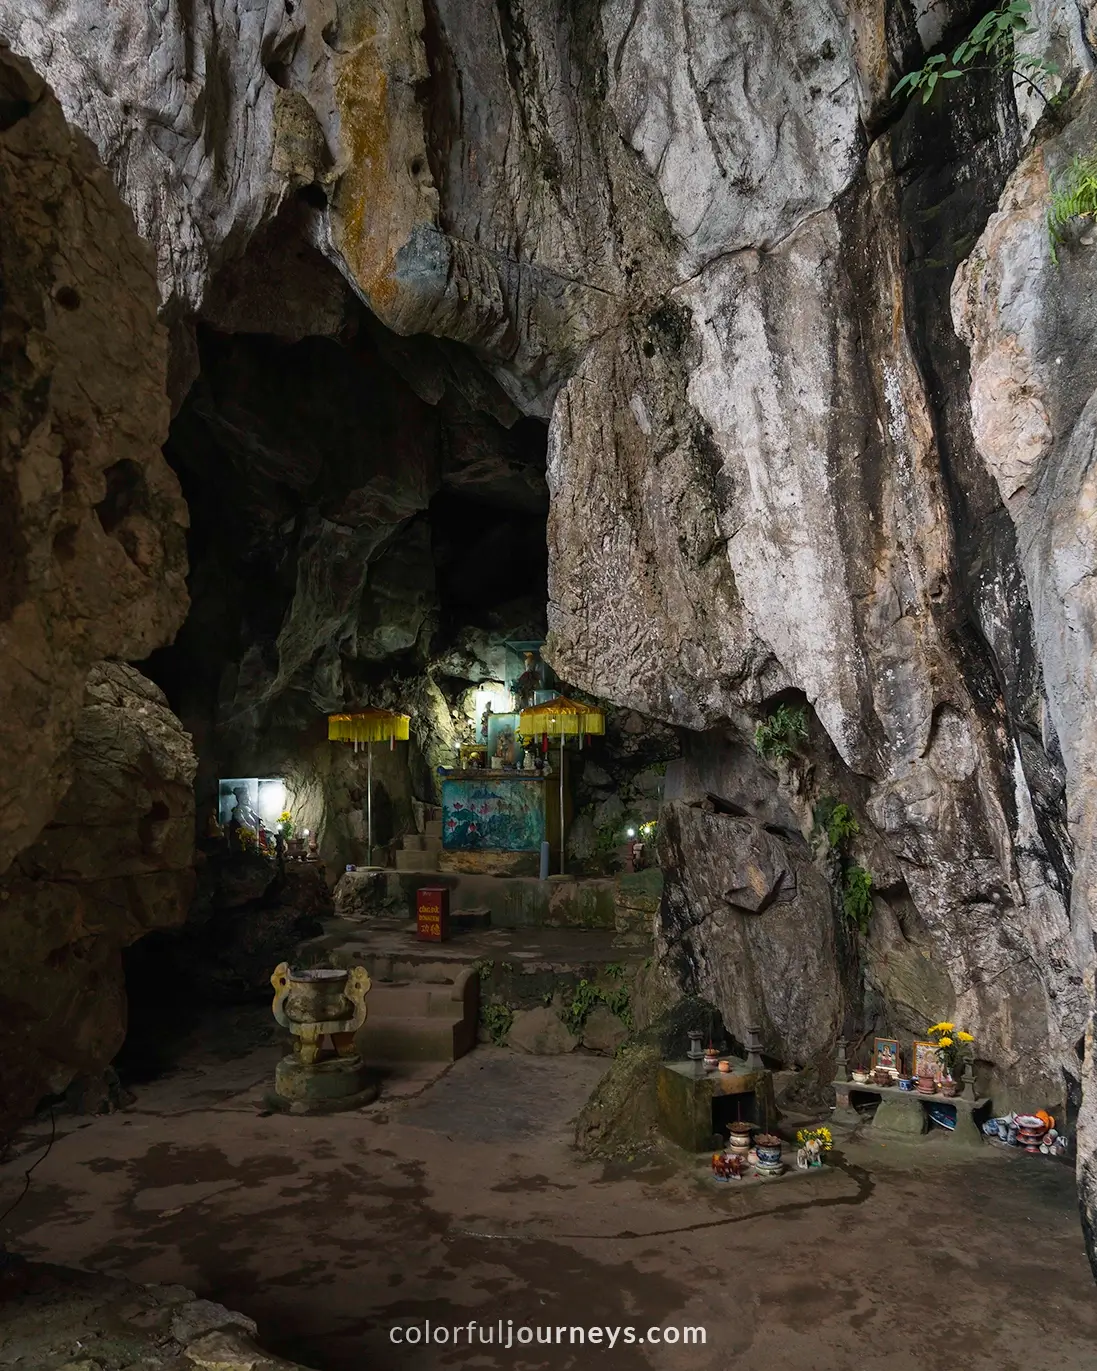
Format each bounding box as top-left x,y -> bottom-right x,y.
328,709 -> 411,864
518,696 -> 605,875
328,710 -> 410,744
518,696 -> 606,738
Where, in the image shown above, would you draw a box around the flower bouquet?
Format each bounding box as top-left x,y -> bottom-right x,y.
796,1126 -> 833,1166
928,1022 -> 974,1094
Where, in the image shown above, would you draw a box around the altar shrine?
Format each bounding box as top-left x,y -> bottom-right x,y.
437,644 -> 588,875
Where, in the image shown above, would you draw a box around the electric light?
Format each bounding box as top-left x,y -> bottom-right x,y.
258,779 -> 286,823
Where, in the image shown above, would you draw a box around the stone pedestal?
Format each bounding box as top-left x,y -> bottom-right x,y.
832,1079 -> 988,1147
268,1053 -> 378,1115
872,1095 -> 927,1137
657,1059 -> 776,1152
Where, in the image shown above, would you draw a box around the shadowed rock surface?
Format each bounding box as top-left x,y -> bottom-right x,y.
0,664 -> 196,1134
0,45 -> 188,874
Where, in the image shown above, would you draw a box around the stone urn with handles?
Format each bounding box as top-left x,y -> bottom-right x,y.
268,962 -> 376,1114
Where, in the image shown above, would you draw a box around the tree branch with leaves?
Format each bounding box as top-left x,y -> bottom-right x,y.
892,0 -> 1058,106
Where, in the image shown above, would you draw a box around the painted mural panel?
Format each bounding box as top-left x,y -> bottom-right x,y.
442,777 -> 545,851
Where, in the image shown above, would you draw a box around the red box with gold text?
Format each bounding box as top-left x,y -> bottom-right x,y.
416,886 -> 450,942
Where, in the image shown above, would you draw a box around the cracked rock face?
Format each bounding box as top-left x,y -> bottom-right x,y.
0,46 -> 189,876
3,0 -> 1097,1276
0,664 -> 196,1134
953,80 -> 1097,1279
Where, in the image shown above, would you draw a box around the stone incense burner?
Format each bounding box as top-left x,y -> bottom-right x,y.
268,962 -> 376,1113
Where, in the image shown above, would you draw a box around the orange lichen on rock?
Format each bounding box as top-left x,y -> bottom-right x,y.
329,2 -> 438,317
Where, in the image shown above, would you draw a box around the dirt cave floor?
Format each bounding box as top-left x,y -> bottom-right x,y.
1,1013 -> 1095,1371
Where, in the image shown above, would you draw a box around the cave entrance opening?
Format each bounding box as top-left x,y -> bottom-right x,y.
110,302 -> 664,1098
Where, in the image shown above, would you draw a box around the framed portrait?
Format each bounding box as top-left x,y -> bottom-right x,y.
911,1040 -> 941,1082
872,1037 -> 900,1074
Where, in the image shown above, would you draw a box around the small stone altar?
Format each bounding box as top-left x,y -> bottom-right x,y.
830,1041 -> 989,1145
656,1028 -> 776,1152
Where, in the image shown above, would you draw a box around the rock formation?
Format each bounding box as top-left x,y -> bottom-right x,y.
953,73 -> 1097,1275
0,1262 -> 315,1371
0,45 -> 188,873
0,48 -> 194,1131
2,0 -> 1096,1272
0,664 -> 196,1133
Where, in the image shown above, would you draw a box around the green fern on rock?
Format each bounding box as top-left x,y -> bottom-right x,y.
1047,156 -> 1097,265
754,705 -> 808,761
843,866 -> 874,935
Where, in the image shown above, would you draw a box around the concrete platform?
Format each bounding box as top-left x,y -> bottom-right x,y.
297,915 -> 649,976
297,916 -> 652,1043
331,866 -> 661,936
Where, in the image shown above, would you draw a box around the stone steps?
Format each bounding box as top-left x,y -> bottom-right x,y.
357,973 -> 478,1062
388,817 -> 445,872
400,833 -> 443,853
394,847 -> 439,872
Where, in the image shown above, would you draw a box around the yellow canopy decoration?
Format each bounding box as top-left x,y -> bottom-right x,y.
518,696 -> 605,738
327,709 -> 410,744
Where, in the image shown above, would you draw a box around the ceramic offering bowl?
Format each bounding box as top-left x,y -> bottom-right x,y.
1015,1115 -> 1046,1131
851,1070 -> 869,1084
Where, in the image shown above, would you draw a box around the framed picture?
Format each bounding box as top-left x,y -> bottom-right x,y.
911,1040 -> 941,1082
872,1037 -> 900,1075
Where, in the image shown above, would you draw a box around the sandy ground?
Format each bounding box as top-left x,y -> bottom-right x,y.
1,1019 -> 1094,1371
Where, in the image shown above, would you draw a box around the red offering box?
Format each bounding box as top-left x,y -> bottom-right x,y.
416,887 -> 450,942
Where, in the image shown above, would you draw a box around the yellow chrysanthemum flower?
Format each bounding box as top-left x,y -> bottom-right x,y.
928,1022 -> 955,1034
937,1036 -> 954,1048
956,1031 -> 974,1043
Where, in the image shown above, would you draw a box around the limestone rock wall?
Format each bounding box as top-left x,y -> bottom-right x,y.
0,664 -> 196,1134
0,49 -> 195,1132
0,45 -> 189,874
953,78 -> 1097,1276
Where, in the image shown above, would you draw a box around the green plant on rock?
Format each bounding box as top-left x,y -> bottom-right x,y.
892,1 -> 1057,107
843,865 -> 874,935
1047,156 -> 1097,265
565,968 -> 634,1036
754,705 -> 808,762
565,979 -> 603,1035
816,798 -> 860,851
480,1002 -> 513,1046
